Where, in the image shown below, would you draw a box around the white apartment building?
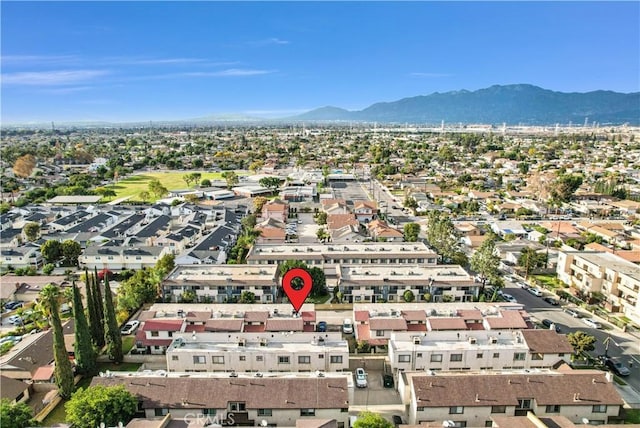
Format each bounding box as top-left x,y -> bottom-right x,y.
162,265 -> 279,303
557,251 -> 640,324
401,370 -> 623,426
388,329 -> 571,373
166,332 -> 349,373
246,242 -> 438,273
92,371 -> 353,428
338,264 -> 476,303
80,245 -> 172,270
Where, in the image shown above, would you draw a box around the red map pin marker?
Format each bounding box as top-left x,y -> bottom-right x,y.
282,268 -> 313,313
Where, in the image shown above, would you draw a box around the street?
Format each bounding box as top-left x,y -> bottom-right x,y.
503,279 -> 640,392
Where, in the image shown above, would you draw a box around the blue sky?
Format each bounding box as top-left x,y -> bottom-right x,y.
2,1 -> 639,123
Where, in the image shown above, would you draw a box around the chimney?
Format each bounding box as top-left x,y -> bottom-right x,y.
605,372 -> 613,383
475,394 -> 480,402
508,379 -> 512,385
573,393 -> 580,402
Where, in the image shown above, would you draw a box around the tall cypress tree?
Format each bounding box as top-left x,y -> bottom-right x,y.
39,284 -> 75,398
92,271 -> 105,347
72,281 -> 96,375
84,269 -> 99,347
103,275 -> 123,363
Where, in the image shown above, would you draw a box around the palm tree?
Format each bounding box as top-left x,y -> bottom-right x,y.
39,284 -> 75,398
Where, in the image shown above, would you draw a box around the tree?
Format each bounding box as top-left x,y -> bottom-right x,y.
425,211 -> 465,264
103,276 -> 123,363
138,191 -> 151,202
239,291 -> 256,303
253,196 -> 268,213
155,253 -> 175,276
41,240 -> 63,264
470,239 -> 500,295
249,160 -> 264,173
65,385 -> 138,428
72,281 -> 96,375
549,174 -> 583,204
353,411 -> 394,428
315,211 -> 327,225
13,154 -> 36,178
279,261 -> 328,298
221,171 -> 239,189
403,223 -> 420,242
403,196 -> 418,210
94,187 -> 116,200
200,178 -> 211,187
62,240 -> 82,267
39,284 -> 75,399
182,173 -> 195,187
259,176 -> 281,192
42,263 -> 55,275
567,331 -> 596,357
85,270 -> 104,348
403,289 -> 415,302
23,222 -> 40,242
117,269 -> 159,313
0,399 -> 39,428
148,179 -> 168,198
518,247 -> 547,278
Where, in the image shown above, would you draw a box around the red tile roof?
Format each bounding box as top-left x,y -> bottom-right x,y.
32,365 -> 55,382
301,311 -> 316,322
369,318 -> 407,331
244,311 -> 269,323
243,324 -> 266,332
204,319 -> 243,332
485,311 -> 528,330
521,330 -> 573,354
406,324 -> 427,332
427,318 -> 468,331
457,309 -> 483,320
402,310 -> 427,321
265,318 -> 304,332
184,324 -> 206,333
142,319 -> 184,332
354,311 -> 370,322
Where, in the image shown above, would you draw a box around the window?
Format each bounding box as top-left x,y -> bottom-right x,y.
491,406 -> 506,413
416,353 -> 423,358
398,355 -> 411,363
514,353 -> 526,361
171,355 -> 178,361
239,356 -> 246,361
229,402 -> 246,412
485,422 -> 493,427
450,354 -> 463,362
257,409 -> 272,416
476,353 -> 483,359
155,409 -> 169,416
278,356 -> 290,364
376,330 -> 385,337
330,355 -> 343,364
546,405 -> 560,413
299,356 -> 311,364
493,352 -> 500,358
202,409 -> 217,415
151,331 -> 159,337
517,399 -> 532,410
416,407 -> 425,412
449,406 -> 464,414
430,354 -> 443,363
193,356 -> 206,364
593,405 -> 607,413
318,354 -> 324,359
532,353 -> 543,360
168,332 -> 173,337
300,409 -> 315,416
256,355 -> 263,362
212,356 -> 224,364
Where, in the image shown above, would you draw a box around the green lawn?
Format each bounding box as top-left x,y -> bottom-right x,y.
532,274 -> 562,290
122,336 -> 135,354
104,171 -> 245,202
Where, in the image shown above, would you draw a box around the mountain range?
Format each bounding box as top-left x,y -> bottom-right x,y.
291,84 -> 640,125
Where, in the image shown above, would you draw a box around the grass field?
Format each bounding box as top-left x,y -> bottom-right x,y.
104,171 -> 242,202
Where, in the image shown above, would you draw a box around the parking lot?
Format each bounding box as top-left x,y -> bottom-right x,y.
349,357 -> 402,406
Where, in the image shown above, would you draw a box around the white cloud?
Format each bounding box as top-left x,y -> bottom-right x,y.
40,86 -> 93,94
2,70 -> 110,86
249,38 -> 290,46
410,72 -> 452,78
183,69 -> 275,77
1,55 -> 80,66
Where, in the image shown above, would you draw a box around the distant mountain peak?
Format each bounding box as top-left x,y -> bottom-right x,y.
290,84 -> 639,125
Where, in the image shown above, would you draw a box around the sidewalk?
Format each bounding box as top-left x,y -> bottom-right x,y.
615,383 -> 640,409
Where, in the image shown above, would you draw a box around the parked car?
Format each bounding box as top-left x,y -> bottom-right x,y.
541,319 -> 560,332
121,320 -> 140,335
517,282 -> 529,289
528,287 -> 543,297
0,335 -> 22,345
7,315 -> 23,325
564,308 -> 581,318
583,318 -> 602,329
355,368 -> 368,388
316,321 -> 327,332
501,293 -> 517,303
3,301 -> 24,311
604,358 -> 631,376
543,297 -> 559,306
382,373 -> 394,388
342,319 -> 353,334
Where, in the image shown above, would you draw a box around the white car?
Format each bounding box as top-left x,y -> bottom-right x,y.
120,320 -> 140,335
582,318 -> 602,329
355,368 -> 368,388
7,315 -> 23,325
528,287 -> 543,297
342,319 -> 353,334
501,293 -> 517,303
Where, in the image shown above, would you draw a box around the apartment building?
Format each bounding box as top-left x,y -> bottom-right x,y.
166,332 -> 348,373
401,370 -> 623,426
353,303 -> 531,347
246,242 -> 438,272
388,329 -> 571,372
557,251 -> 640,324
162,265 -> 279,303
92,371 -> 352,427
80,245 -> 172,270
337,264 -> 476,303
